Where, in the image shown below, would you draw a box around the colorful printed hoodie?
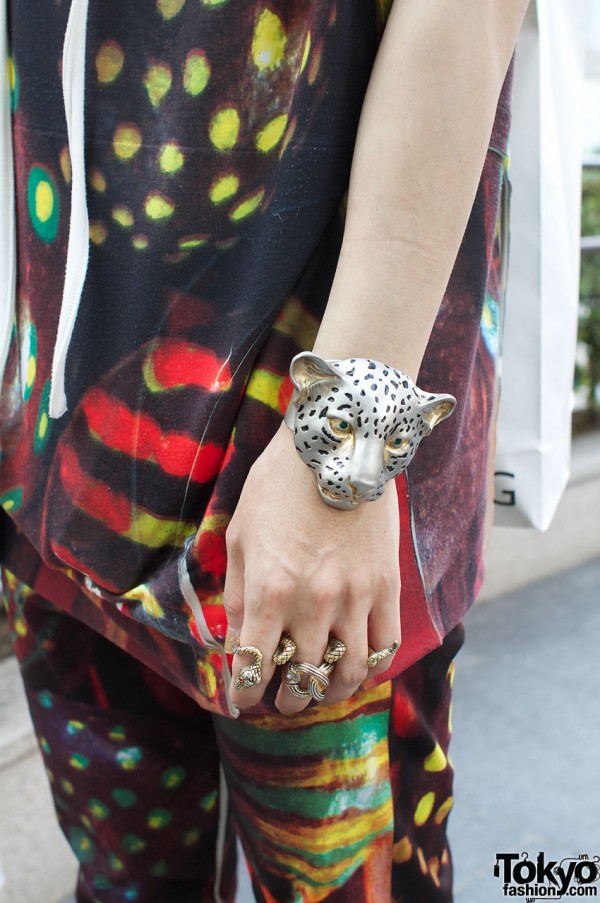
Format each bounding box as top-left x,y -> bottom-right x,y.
0,0 -> 514,717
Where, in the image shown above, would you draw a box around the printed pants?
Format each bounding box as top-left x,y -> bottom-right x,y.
3,567 -> 464,903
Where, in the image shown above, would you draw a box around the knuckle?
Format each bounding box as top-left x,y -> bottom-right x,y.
312,577 -> 344,609
225,523 -> 240,552
223,590 -> 243,621
336,664 -> 369,689
264,575 -> 296,607
376,567 -> 401,599
246,568 -> 296,606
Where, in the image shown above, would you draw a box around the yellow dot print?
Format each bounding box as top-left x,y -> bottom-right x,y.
112,206 -> 134,228
256,114 -> 288,154
392,836 -> 413,865
252,9 -> 287,72
145,194 -> 175,220
307,40 -> 323,86
113,124 -> 142,161
209,173 -> 239,205
26,354 -> 36,391
59,147 -> 72,184
144,63 -> 172,108
300,32 -> 311,73
209,108 -> 240,152
35,181 -> 54,224
201,0 -> 228,5
95,41 -> 124,84
429,857 -> 441,888
434,796 -> 454,825
414,791 -> 435,827
183,50 -> 210,96
447,660 -> 455,687
157,0 -> 185,19
279,117 -> 297,158
423,743 -> 447,773
229,187 -> 264,222
8,56 -> 16,92
89,222 -> 108,245
89,168 -> 107,192
132,234 -> 149,250
178,235 -> 208,250
15,617 -> 27,636
159,143 -> 184,174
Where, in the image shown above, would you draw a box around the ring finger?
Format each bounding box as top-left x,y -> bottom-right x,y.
275,630 -> 332,715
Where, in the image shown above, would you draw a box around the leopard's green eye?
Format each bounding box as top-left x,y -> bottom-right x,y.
328,417 -> 353,438
388,436 -> 410,453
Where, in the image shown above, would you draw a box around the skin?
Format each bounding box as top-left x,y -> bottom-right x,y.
226,0 -> 531,714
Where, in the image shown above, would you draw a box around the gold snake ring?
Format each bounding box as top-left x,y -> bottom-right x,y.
232,639 -> 264,690
273,632 -> 297,666
367,641 -> 400,669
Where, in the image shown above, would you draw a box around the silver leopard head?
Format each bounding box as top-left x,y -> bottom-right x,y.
285,352 -> 456,509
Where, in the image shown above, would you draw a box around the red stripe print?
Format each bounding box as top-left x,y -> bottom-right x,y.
277,376 -> 293,413
82,389 -> 225,482
59,445 -> 131,534
149,341 -> 232,391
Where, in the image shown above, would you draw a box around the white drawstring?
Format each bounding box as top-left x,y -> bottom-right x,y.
0,0 -> 16,396
49,0 -> 90,419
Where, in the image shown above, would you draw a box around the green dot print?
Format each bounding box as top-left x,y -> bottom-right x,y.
34,381 -> 52,455
9,55 -> 19,112
21,320 -> 37,402
160,766 -> 187,789
69,752 -> 90,771
0,487 -> 24,513
27,166 -> 60,242
116,746 -> 143,770
121,834 -> 146,855
68,827 -> 97,864
88,798 -> 111,820
112,788 -> 138,808
146,808 -> 172,829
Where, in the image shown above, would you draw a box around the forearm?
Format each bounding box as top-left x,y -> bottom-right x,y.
312,0 -> 530,381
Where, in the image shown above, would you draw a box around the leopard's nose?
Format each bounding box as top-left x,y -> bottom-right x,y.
352,475 -> 379,495
349,440 -> 383,495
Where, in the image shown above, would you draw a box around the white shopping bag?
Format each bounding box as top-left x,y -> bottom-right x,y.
493,0 -> 587,529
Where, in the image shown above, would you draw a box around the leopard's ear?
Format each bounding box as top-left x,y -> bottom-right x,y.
418,393 -> 456,433
289,352 -> 338,392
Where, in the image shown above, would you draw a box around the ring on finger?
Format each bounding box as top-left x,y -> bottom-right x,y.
232,639 -> 264,690
367,641 -> 400,669
323,635 -> 347,664
284,661 -> 330,702
273,632 -> 297,666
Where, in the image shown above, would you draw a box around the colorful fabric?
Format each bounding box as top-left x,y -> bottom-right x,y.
0,0 -> 514,717
3,566 -> 464,903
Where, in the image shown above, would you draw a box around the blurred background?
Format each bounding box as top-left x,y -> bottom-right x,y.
1,2 -> 600,901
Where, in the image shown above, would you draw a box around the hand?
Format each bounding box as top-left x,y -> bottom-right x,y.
224,423 -> 401,714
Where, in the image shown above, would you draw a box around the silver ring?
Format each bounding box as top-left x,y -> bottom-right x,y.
284,661 -> 330,702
